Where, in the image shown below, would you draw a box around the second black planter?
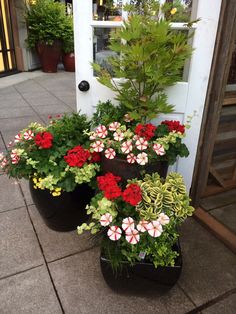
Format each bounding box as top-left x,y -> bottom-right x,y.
29,181 -> 94,232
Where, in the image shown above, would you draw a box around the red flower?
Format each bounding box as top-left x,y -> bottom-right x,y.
122,184 -> 142,206
161,120 -> 185,134
97,173 -> 122,200
35,132 -> 53,149
134,123 -> 157,140
64,145 -> 90,167
90,152 -> 101,163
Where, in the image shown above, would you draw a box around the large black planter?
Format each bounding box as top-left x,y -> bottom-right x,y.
101,154 -> 168,182
29,181 -> 94,232
100,243 -> 182,294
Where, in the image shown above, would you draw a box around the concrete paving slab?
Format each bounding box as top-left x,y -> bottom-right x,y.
0,134 -> 5,151
49,248 -> 195,314
0,86 -> 19,95
28,205 -> 96,262
202,292 -> 236,313
14,79 -> 46,94
0,97 -> 30,109
19,179 -> 34,206
0,265 -> 62,314
0,72 -> 46,89
0,115 -> 44,132
0,106 -> 36,119
0,176 -> 25,212
178,218 -> 236,306
32,103 -> 73,116
25,95 -> 67,107
0,207 -> 43,278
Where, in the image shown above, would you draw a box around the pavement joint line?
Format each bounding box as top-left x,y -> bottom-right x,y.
185,287 -> 236,314
0,264 -> 45,282
17,183 -> 65,314
35,77 -> 76,111
0,130 -> 7,150
13,87 -> 47,126
47,243 -> 99,264
0,205 -> 33,215
176,282 -> 197,310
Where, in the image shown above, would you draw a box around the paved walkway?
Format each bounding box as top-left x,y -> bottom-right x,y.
0,71 -> 236,314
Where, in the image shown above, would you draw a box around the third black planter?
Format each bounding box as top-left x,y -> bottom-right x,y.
29,181 -> 94,232
101,154 -> 168,182
100,243 -> 182,294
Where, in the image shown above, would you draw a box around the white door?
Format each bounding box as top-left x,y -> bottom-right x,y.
73,0 -> 222,190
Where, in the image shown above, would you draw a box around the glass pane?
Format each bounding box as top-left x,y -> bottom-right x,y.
0,52 -> 4,72
93,0 -> 123,21
93,27 -> 118,76
165,0 -> 193,23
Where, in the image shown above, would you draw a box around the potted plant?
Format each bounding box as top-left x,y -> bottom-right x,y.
92,0 -> 193,123
78,172 -> 194,291
62,16 -> 75,72
25,0 -> 72,73
0,113 -> 100,231
88,113 -> 190,181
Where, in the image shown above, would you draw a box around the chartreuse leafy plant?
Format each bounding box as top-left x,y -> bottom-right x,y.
0,113 -> 100,196
93,0 -> 193,122
25,0 -> 72,48
77,172 -> 194,270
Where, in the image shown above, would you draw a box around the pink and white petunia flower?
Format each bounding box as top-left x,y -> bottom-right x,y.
0,153 -> 4,161
14,133 -> 22,143
122,217 -> 135,233
135,137 -> 148,150
23,130 -> 34,140
0,158 -> 8,168
90,140 -> 105,152
100,213 -> 113,226
127,153 -> 136,164
11,155 -> 20,164
109,122 -> 121,131
136,152 -> 148,165
95,125 -> 108,138
89,132 -> 97,140
121,140 -> 133,154
153,143 -> 165,156
147,220 -> 163,237
137,220 -> 149,233
113,131 -> 124,142
107,226 -> 122,241
7,141 -> 13,148
158,213 -> 170,225
105,148 -> 116,159
125,229 -> 140,244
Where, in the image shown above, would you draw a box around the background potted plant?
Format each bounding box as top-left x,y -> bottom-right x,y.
25,0 -> 72,73
0,113 -> 100,231
78,172 -> 194,291
62,16 -> 75,72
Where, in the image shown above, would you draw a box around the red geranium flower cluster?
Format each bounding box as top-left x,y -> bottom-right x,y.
122,183 -> 142,206
64,145 -> 90,167
161,120 -> 185,134
97,173 -> 122,200
134,123 -> 157,140
97,173 -> 142,205
34,131 -> 53,149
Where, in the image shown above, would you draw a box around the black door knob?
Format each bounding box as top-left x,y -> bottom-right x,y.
78,80 -> 90,92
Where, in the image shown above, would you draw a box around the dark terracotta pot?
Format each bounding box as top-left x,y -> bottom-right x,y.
100,242 -> 182,294
29,181 -> 94,232
36,40 -> 62,73
62,52 -> 75,72
101,154 -> 168,181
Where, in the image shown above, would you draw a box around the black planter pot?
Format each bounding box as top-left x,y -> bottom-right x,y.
101,154 -> 168,182
100,243 -> 182,294
29,181 -> 94,232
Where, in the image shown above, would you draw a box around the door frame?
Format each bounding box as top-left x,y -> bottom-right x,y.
191,0 -> 236,252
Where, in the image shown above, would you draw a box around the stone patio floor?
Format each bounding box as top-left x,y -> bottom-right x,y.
0,71 -> 236,314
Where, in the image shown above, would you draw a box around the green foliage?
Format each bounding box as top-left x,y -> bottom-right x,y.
93,0 -> 194,122
1,113 -> 100,194
25,0 -> 72,48
62,16 -> 74,53
91,100 -> 128,128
